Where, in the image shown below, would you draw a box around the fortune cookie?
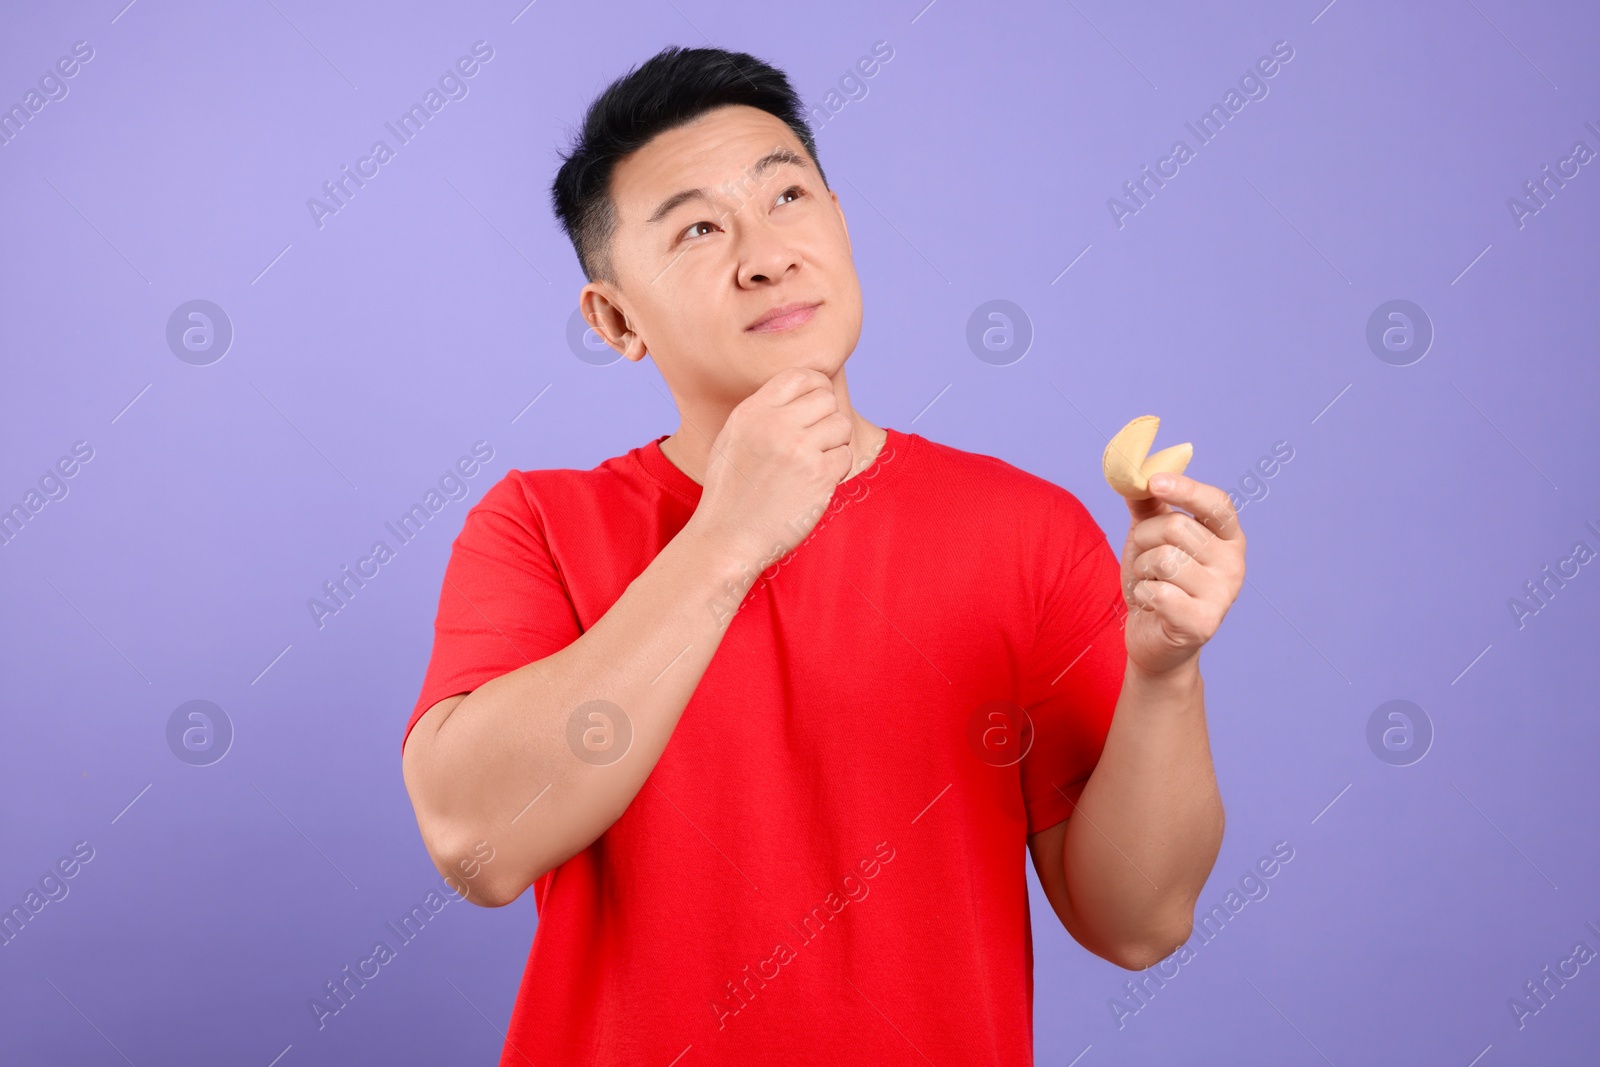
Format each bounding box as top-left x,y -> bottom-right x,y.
1102,415 -> 1192,500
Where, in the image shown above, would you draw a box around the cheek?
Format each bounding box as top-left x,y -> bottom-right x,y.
823,287 -> 865,362
833,262 -> 864,323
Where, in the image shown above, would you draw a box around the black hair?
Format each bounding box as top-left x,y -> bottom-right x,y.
549,45 -> 827,285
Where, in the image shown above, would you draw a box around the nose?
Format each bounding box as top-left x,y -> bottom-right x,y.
737,217 -> 803,287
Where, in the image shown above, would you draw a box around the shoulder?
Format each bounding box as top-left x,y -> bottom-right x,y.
908,434 -> 1102,531
475,448 -> 643,509
461,448 -> 662,542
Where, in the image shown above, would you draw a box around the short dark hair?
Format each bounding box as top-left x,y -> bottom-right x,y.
549,45 -> 828,285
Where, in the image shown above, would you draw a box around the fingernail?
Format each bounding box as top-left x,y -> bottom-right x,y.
1150,474 -> 1172,492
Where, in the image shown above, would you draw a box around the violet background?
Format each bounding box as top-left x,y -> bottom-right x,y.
3,1 -> 1598,1064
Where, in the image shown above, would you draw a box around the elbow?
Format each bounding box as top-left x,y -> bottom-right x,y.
458,875 -> 524,910
404,753 -> 529,908
423,809 -> 579,909
428,828 -> 530,909
1107,940 -> 1182,972
402,760 -> 573,910
1105,915 -> 1196,971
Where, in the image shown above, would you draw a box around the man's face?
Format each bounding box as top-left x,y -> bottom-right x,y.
584,104 -> 863,408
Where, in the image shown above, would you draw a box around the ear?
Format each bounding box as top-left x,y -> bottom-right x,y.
580,284 -> 648,362
830,187 -> 851,255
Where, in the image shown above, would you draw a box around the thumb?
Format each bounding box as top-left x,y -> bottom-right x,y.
1124,474 -> 1175,525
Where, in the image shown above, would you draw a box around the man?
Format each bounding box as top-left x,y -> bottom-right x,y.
401,45 -> 1242,1065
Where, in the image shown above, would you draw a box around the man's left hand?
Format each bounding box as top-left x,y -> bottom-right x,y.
1119,472 -> 1246,677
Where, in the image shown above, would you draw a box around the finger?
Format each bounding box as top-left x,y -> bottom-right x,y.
802,410 -> 854,452
1127,578 -> 1219,642
1128,544 -> 1216,601
1127,576 -> 1196,618
788,387 -> 843,429
820,440 -> 855,484
763,366 -> 834,405
1146,473 -> 1242,541
1124,488 -> 1171,528
1130,511 -> 1219,563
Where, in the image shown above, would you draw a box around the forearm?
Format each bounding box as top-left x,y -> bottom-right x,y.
409,518 -> 758,904
1063,658 -> 1224,965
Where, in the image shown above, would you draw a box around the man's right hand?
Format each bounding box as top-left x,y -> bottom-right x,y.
687,367 -> 856,573
404,376 -> 857,904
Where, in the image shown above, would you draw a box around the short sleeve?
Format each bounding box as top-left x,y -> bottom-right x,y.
1016,489 -> 1129,835
402,472 -> 583,754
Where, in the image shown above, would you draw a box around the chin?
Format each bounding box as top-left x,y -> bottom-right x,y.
781,349 -> 847,378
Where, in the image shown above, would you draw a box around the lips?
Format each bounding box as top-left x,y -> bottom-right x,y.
747,301 -> 821,333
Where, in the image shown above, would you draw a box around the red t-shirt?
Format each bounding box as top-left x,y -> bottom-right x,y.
404,426 -> 1129,1066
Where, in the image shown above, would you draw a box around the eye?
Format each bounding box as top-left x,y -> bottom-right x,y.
676,185 -> 806,244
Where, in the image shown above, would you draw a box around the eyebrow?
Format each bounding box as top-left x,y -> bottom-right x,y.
645,148 -> 812,227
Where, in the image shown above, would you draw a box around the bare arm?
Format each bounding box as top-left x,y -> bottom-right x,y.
1029,659 -> 1223,968
402,368 -> 857,907
402,517 -> 762,907
1030,469 -> 1243,967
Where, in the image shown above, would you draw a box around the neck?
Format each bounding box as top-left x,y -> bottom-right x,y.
658,367 -> 886,487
